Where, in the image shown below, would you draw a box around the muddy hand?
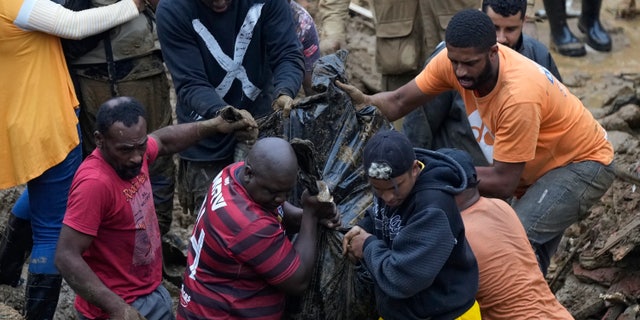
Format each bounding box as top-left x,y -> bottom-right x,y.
319,210 -> 341,229
316,202 -> 341,229
215,106 -> 258,144
335,80 -> 370,111
235,109 -> 258,128
197,115 -> 254,138
342,226 -> 363,256
234,127 -> 258,145
233,109 -> 259,145
272,94 -> 294,118
342,226 -> 370,263
301,190 -> 327,212
217,105 -> 257,128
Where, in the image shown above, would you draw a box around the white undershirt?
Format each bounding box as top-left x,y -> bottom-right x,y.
14,0 -> 139,40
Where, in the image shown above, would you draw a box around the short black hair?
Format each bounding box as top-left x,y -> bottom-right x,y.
482,0 -> 527,19
445,9 -> 497,51
96,97 -> 147,135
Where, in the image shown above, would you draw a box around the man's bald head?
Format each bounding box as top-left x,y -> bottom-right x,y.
242,137 -> 299,210
247,137 -> 299,178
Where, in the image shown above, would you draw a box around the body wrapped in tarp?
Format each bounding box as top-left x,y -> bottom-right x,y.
258,50 -> 390,320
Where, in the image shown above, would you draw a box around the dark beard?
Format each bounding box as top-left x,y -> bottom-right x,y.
466,56 -> 495,92
116,165 -> 142,180
475,57 -> 495,90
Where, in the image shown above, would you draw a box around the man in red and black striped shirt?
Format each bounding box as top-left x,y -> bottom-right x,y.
178,137 -> 337,320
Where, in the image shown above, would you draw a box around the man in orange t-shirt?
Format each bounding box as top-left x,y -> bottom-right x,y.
442,148 -> 574,320
338,9 -> 614,275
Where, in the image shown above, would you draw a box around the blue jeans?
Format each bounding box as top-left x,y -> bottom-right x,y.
12,188 -> 30,219
20,116 -> 82,274
77,284 -> 175,320
512,160 -> 615,275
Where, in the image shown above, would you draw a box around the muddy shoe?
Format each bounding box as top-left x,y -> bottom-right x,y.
544,0 -> 587,57
550,28 -> 587,57
577,0 -> 612,52
578,19 -> 612,52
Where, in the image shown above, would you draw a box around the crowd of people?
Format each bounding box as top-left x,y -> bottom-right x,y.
0,0 -> 615,319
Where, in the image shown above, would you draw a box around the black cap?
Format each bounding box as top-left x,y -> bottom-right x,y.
363,130 -> 416,180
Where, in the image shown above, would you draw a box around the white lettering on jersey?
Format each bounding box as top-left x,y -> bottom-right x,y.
468,109 -> 494,164
210,173 -> 227,212
179,284 -> 191,307
192,3 -> 265,101
188,170 -> 228,280
188,230 -> 205,280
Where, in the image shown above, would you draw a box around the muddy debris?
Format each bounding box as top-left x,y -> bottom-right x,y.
2,6 -> 640,319
548,74 -> 640,319
291,138 -> 323,195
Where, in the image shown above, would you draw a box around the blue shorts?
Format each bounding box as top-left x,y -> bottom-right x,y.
77,284 -> 175,320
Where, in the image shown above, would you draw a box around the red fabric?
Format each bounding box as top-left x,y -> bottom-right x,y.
64,137 -> 162,319
178,162 -> 300,320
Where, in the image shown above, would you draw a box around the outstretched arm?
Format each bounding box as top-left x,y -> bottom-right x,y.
150,112 -> 257,156
55,226 -> 145,320
337,79 -> 436,122
14,0 -> 144,39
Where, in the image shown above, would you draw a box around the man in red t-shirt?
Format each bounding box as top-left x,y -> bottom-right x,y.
55,96 -> 256,320
178,137 -> 339,320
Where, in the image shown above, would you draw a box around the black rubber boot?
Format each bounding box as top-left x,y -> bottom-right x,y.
0,214 -> 33,287
24,273 -> 62,320
578,0 -> 612,51
543,0 -> 586,56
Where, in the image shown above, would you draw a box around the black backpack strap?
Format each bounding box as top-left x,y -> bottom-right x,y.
102,32 -> 119,97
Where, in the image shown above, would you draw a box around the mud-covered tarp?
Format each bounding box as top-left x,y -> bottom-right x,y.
258,50 -> 390,320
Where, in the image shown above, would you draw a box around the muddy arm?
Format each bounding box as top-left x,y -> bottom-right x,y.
55,226 -> 143,319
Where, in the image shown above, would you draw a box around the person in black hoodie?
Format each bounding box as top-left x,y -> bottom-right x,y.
342,130 -> 480,320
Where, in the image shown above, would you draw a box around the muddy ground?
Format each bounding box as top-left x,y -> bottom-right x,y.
2,0 -> 640,319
